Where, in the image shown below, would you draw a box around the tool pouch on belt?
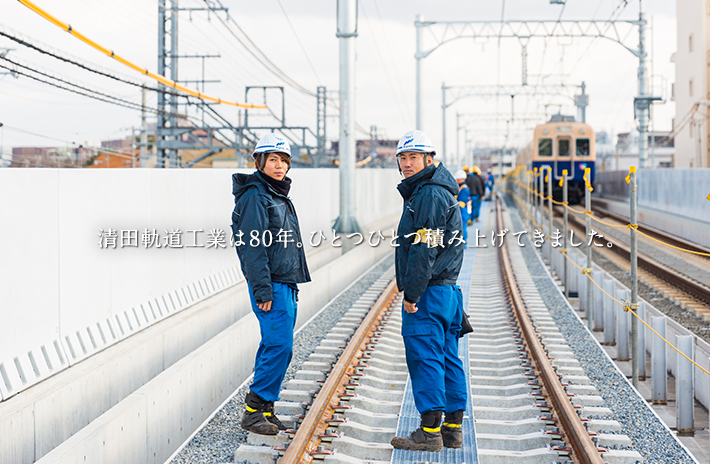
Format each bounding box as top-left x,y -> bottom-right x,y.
459,311 -> 473,338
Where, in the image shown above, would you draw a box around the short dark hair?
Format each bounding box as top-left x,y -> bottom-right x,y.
254,152 -> 291,169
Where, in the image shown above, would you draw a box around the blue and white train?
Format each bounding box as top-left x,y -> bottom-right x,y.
517,115 -> 595,204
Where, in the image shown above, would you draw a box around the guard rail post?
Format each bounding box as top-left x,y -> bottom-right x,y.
592,270 -> 604,331
530,168 -> 538,229
629,166 -> 639,388
638,301 -> 646,380
584,167 -> 593,330
603,277 -> 616,345
579,254 -> 587,313
547,168 -> 553,270
562,170 -> 569,298
538,170 -> 543,231
616,287 -> 630,361
677,335 -> 695,436
652,316 -> 667,404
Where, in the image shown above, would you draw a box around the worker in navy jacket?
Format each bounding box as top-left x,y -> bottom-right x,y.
390,130 -> 467,452
231,133 -> 310,435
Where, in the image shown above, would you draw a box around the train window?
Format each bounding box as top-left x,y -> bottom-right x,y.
576,138 -> 590,157
538,138 -> 552,157
558,139 -> 570,157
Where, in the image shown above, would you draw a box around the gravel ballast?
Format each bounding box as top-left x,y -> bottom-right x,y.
504,197 -> 695,464
169,254 -> 395,464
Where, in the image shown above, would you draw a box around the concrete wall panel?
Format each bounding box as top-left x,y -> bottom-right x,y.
0,168 -> 402,399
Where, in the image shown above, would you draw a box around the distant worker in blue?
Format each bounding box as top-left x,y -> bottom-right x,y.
485,168 -> 495,200
231,133 -> 311,435
390,130 -> 468,452
454,169 -> 470,245
470,166 -> 486,222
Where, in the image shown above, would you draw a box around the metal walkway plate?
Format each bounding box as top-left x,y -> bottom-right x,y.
391,206 -> 487,464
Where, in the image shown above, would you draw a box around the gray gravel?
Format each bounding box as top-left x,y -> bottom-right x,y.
169,254 -> 395,464
592,251 -> 710,345
505,196 -> 695,464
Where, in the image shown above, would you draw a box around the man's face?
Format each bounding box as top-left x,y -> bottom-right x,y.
261,153 -> 289,181
456,178 -> 465,185
398,151 -> 432,178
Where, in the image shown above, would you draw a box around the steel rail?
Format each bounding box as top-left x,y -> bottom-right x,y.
553,206 -> 710,306
590,200 -> 710,259
280,278 -> 398,464
496,198 -> 604,464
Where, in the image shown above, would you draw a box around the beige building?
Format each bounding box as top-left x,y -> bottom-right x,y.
673,0 -> 710,167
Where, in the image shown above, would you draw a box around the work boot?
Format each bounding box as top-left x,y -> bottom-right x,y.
441,410 -> 464,448
241,390 -> 278,435
390,411 -> 443,451
265,401 -> 288,431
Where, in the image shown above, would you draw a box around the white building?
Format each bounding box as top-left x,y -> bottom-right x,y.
672,0 -> 710,168
599,130 -> 674,172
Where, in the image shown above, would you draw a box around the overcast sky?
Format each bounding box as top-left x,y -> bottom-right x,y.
0,0 -> 677,160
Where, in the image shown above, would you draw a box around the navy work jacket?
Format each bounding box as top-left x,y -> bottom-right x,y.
395,163 -> 464,304
231,171 -> 311,304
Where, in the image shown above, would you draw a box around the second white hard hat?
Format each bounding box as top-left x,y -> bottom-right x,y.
454,169 -> 467,180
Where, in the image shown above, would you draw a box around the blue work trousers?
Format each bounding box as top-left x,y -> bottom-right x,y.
401,285 -> 468,414
471,195 -> 482,219
247,282 -> 298,402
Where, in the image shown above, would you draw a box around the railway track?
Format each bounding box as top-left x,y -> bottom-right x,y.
551,204 -> 710,317
227,199 -> 642,464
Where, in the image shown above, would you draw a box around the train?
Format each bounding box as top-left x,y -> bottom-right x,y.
517,115 -> 595,204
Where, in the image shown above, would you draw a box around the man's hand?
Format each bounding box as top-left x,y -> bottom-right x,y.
403,300 -> 418,314
257,300 -> 273,312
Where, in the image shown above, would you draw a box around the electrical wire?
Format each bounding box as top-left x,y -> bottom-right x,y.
275,0 -> 322,86
359,0 -> 409,126
371,0 -> 412,127
16,0 -> 266,108
0,56 -> 181,117
0,27 -> 186,96
0,62 -> 168,113
202,0 -> 317,98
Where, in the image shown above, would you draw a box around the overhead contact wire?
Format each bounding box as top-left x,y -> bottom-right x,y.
16,0 -> 266,109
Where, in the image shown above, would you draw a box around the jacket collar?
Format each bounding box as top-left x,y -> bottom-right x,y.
397,163 -> 436,200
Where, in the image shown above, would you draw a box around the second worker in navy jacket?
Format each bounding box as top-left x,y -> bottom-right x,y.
390,130 -> 468,452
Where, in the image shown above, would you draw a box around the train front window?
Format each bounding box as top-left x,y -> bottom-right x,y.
538,138 -> 552,157
558,139 -> 570,157
576,138 -> 590,157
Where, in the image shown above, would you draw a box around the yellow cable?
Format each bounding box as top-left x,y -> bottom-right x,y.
635,229 -> 710,257
17,0 -> 266,109
512,176 -> 710,256
561,250 -> 710,377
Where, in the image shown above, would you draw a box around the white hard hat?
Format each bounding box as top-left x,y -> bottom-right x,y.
396,130 -> 436,156
253,133 -> 291,159
454,169 -> 467,180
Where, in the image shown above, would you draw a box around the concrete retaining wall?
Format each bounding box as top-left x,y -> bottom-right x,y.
0,241 -> 394,464
593,169 -> 710,247
0,168 -> 402,401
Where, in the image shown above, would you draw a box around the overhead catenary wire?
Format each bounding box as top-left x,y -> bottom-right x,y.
0,57 -> 181,117
0,27 -> 184,98
0,56 -> 177,116
16,0 -> 266,109
201,0 -> 317,98
359,0 -> 409,127
0,62 -> 178,115
275,0 -> 322,86
200,0 -> 369,136
371,0 -> 412,127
